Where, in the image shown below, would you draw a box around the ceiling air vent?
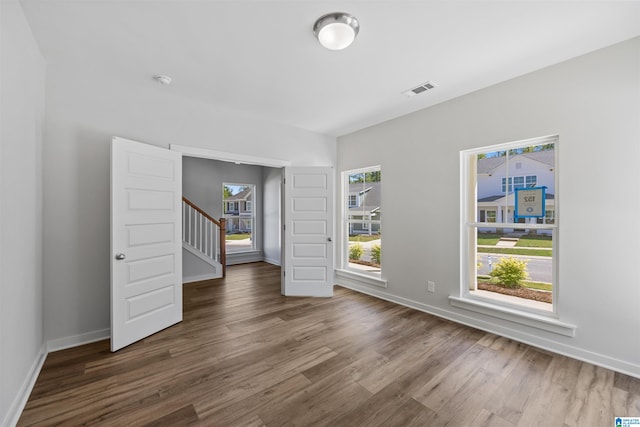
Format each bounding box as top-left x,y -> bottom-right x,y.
403,81 -> 437,97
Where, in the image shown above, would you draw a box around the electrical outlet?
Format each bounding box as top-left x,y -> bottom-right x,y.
427,280 -> 435,293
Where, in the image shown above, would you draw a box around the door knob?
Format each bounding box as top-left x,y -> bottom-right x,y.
327,237 -> 332,242
115,253 -> 126,260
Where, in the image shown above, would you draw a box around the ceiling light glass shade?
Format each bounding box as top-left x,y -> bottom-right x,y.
313,12 -> 359,50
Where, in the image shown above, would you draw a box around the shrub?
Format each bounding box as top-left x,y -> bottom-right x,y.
490,256 -> 529,287
370,244 -> 381,265
349,243 -> 363,261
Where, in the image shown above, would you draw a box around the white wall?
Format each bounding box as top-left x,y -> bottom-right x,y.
337,37 -> 640,377
0,1 -> 46,424
42,64 -> 336,344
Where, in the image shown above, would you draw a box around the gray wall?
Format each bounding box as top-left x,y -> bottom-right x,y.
337,37 -> 640,376
0,0 -> 46,424
183,156 -> 276,265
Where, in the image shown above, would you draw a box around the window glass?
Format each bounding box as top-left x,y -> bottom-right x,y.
344,167 -> 381,277
223,183 -> 256,253
465,137 -> 556,312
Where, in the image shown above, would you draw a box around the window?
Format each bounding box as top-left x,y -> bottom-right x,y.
343,166 -> 381,278
537,209 -> 555,225
223,183 -> 255,253
461,136 -> 557,314
513,176 -> 525,190
501,177 -> 512,193
503,175 -> 536,193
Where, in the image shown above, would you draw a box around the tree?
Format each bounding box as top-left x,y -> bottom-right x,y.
490,256 -> 529,287
349,170 -> 381,183
365,170 -> 381,182
370,244 -> 381,265
349,243 -> 363,261
223,185 -> 233,199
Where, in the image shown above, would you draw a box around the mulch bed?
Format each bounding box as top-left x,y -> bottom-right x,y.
350,260 -> 380,268
478,282 -> 552,304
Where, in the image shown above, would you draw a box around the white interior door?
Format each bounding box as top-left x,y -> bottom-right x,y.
283,167 -> 334,297
111,137 -> 182,351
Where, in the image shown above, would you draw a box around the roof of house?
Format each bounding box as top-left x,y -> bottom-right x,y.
225,187 -> 252,201
477,150 -> 555,174
348,181 -> 381,213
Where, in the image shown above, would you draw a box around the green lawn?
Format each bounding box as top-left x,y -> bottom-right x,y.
226,233 -> 251,240
521,281 -> 553,291
478,247 -> 552,257
349,235 -> 381,242
477,233 -> 500,245
477,233 -> 552,249
477,276 -> 552,292
516,235 -> 552,248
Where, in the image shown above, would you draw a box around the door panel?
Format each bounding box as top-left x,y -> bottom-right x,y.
111,137 -> 182,351
283,167 -> 334,297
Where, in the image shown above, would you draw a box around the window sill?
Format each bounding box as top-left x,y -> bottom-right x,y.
335,269 -> 387,288
449,295 -> 576,337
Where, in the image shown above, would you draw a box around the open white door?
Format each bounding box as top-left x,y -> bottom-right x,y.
110,137 -> 182,351
283,167 -> 334,297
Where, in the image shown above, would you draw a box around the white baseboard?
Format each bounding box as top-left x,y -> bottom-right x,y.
3,343 -> 47,427
263,257 -> 281,266
46,328 -> 110,353
336,282 -> 640,379
183,273 -> 221,284
3,330 -> 110,426
226,251 -> 264,265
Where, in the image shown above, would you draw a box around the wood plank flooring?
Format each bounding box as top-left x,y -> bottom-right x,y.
18,262 -> 640,426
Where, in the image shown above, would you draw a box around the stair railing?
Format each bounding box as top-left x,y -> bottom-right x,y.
182,197 -> 226,277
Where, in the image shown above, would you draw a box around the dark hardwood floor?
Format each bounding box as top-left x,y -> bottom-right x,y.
18,262 -> 640,426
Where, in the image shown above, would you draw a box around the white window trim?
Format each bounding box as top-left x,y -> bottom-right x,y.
223,182 -> 256,252
341,166 -> 382,279
457,135 -> 575,337
335,268 -> 387,288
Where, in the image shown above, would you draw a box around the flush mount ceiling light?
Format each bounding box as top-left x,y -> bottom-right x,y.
313,12 -> 359,50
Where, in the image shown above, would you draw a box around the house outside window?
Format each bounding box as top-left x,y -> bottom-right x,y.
343,166 -> 381,278
223,183 -> 256,253
461,136 -> 557,314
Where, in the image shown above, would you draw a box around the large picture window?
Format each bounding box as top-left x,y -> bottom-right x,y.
461,136 -> 557,314
343,166 -> 381,277
223,183 -> 255,253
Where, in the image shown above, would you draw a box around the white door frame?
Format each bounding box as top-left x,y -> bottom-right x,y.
170,144 -> 334,297
170,145 -> 291,168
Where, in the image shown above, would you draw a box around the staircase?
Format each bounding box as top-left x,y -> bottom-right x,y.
182,197 -> 226,282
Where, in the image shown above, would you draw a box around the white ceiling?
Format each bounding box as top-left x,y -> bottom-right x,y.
20,1 -> 640,137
